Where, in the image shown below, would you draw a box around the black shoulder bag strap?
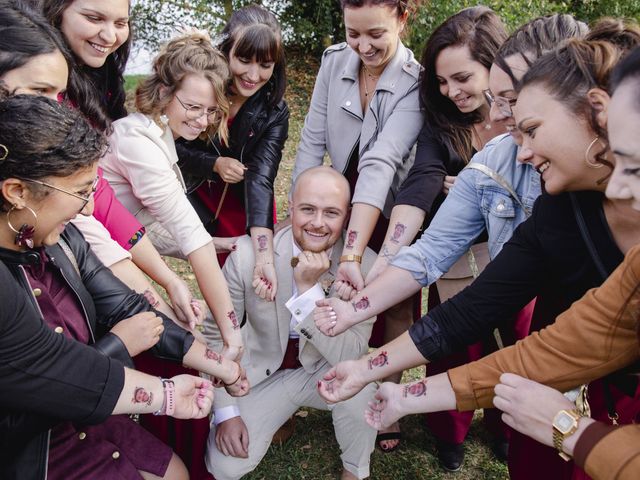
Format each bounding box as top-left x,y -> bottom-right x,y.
569,192 -> 622,424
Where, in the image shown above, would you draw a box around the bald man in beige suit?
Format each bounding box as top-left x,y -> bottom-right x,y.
204,167 -> 378,480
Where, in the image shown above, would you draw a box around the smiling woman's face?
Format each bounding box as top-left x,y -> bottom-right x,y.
343,3 -> 406,74
23,164 -> 98,248
163,74 -> 218,141
514,84 -> 604,195
435,44 -> 489,114
60,0 -> 129,68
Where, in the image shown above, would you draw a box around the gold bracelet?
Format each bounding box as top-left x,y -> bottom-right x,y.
339,254 -> 362,264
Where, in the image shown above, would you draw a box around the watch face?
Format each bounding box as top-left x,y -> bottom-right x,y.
555,411 -> 576,434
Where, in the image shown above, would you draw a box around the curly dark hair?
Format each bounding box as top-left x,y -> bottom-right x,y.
41,0 -> 132,133
0,90 -> 107,186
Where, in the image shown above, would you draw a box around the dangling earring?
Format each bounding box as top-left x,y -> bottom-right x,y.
7,205 -> 38,249
584,136 -> 606,169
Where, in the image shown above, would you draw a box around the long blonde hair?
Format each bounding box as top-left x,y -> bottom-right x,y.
135,32 -> 230,143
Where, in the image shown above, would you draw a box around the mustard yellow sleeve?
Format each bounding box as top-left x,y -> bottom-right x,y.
448,245 -> 640,411
581,424 -> 640,480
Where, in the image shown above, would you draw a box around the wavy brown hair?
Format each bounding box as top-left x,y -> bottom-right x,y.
135,33 -> 230,144
518,19 -> 640,182
494,14 -> 588,89
420,6 -> 507,161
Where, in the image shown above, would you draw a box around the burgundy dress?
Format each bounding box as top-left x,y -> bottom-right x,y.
25,249 -> 172,480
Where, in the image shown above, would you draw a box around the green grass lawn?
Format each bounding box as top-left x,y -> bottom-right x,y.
126,49 -> 508,479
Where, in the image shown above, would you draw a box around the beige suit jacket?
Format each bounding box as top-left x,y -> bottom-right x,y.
207,226 -> 377,409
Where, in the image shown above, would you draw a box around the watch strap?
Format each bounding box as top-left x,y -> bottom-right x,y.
339,254 -> 362,264
553,409 -> 582,461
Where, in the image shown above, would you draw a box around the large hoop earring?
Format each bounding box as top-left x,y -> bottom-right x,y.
7,205 -> 38,249
584,136 -> 605,169
0,144 -> 8,161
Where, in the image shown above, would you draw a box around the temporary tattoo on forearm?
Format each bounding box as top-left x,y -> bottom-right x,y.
257,234 -> 268,252
346,230 -> 358,249
368,351 -> 389,369
228,311 -> 240,330
205,348 -> 223,364
351,296 -> 370,312
132,387 -> 153,406
403,379 -> 427,398
390,223 -> 406,244
143,289 -> 160,308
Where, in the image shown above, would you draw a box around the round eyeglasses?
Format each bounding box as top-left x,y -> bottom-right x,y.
483,89 -> 517,118
174,96 -> 220,124
20,175 -> 99,214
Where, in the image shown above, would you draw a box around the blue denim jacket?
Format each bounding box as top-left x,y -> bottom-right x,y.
391,133 -> 541,286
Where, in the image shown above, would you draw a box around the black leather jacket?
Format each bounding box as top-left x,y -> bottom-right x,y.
0,224 -> 194,479
176,88 -> 289,232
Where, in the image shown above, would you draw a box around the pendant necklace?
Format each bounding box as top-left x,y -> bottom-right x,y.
361,64 -> 380,97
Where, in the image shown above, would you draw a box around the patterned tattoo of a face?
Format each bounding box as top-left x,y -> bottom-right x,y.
402,379 -> 427,398
205,348 -> 223,364
257,235 -> 268,251
351,296 -> 370,312
368,351 -> 389,369
228,311 -> 240,330
346,230 -> 358,249
390,223 -> 406,244
133,387 -> 153,406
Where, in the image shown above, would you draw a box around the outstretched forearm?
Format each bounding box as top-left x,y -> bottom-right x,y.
351,267 -> 422,324
366,204 -> 425,285
182,340 -> 241,385
189,242 -> 243,351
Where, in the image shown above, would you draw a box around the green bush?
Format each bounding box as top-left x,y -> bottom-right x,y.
131,1 -> 640,57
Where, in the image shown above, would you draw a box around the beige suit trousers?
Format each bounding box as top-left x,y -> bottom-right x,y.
206,365 -> 377,480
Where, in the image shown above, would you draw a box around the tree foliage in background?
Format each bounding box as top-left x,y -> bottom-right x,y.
131,0 -> 640,56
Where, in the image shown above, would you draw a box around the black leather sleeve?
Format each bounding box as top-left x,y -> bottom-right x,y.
244,101 -> 289,231
0,263 -> 125,424
175,137 -> 220,184
63,225 -> 195,362
93,332 -> 134,367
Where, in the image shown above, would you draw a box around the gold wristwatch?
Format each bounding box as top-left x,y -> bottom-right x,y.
552,409 -> 582,461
